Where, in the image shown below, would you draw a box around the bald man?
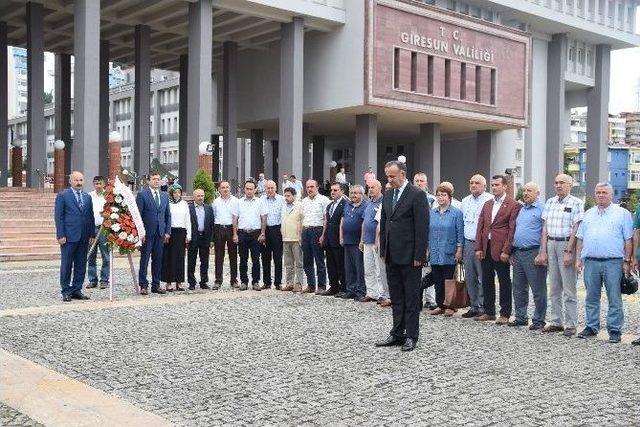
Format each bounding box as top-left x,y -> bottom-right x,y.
537,173 -> 584,336
55,171 -> 96,302
261,180 -> 286,289
510,182 -> 547,329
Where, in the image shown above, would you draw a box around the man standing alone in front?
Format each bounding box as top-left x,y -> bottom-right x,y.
188,189 -> 215,290
375,161 -> 429,352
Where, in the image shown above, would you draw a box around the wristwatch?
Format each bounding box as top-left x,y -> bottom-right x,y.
563,249 -> 572,254
624,258 -> 631,263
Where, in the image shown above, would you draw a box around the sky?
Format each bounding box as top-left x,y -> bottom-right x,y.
609,12 -> 640,113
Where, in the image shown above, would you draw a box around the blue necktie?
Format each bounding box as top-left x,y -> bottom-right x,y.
76,191 -> 84,209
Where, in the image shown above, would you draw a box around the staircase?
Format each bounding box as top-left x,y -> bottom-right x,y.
0,188 -> 60,262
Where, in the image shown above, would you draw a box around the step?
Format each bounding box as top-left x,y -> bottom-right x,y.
0,209 -> 55,219
0,245 -> 61,255
0,237 -> 58,246
0,219 -> 56,228
0,198 -> 56,205
0,187 -> 53,193
0,252 -> 60,262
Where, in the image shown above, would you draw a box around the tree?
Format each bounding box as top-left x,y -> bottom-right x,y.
627,190 -> 638,215
43,91 -> 53,104
515,186 -> 524,202
193,168 -> 215,204
584,196 -> 595,210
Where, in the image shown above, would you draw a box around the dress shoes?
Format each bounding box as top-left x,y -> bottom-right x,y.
401,338 -> 416,352
301,287 -> 315,294
462,309 -> 479,319
375,335 -> 404,347
211,283 -> 221,291
334,292 -> 348,298
508,319 -> 528,327
430,307 -> 444,315
577,327 -> 598,339
175,285 -> 185,291
542,325 -> 564,333
151,288 -> 166,294
292,283 -> 302,293
443,308 -> 456,317
86,282 -> 98,289
200,284 -> 210,290
474,314 -> 496,321
379,299 -> 392,307
188,284 -> 196,290
424,302 -> 438,310
495,316 -> 510,325
71,292 -> 90,300
140,288 -> 149,295
314,287 -> 326,295
355,296 -> 369,302
362,296 -> 377,302
253,283 -> 262,291
99,281 -> 108,289
62,294 -> 72,302
529,323 -> 545,331
281,284 -> 294,292
319,288 -> 338,296
338,292 -> 356,299
631,337 -> 640,346
239,283 -> 248,291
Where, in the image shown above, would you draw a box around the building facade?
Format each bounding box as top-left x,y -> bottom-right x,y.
1,0 -> 639,194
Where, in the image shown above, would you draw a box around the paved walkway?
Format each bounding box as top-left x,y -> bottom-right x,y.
1,261 -> 640,425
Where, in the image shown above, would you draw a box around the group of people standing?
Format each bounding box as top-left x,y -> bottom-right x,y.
55,163 -> 639,349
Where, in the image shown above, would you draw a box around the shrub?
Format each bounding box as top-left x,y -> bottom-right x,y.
584,196 -> 595,210
193,168 -> 215,204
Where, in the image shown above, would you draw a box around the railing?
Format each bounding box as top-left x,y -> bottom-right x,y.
159,132 -> 179,142
160,103 -> 179,113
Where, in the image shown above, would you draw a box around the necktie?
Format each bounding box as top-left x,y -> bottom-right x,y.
76,191 -> 83,209
330,202 -> 336,217
392,189 -> 399,210
154,190 -> 160,206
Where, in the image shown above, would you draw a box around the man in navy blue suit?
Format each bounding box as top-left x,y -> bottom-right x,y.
55,171 -> 96,302
136,171 -> 172,295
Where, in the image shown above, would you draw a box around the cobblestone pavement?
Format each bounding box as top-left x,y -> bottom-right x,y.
0,403 -> 44,427
2,261 -> 640,425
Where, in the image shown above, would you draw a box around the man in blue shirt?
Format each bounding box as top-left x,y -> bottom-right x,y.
340,185 -> 369,300
575,183 -> 633,343
510,182 -> 547,329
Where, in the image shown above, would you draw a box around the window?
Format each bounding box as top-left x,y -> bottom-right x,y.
446,0 -> 456,11
577,48 -> 584,64
515,149 -> 522,161
568,46 -> 576,62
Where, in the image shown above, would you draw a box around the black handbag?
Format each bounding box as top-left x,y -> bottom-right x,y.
421,271 -> 434,289
621,273 -> 638,295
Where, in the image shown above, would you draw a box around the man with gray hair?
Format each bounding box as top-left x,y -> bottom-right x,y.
413,172 -> 437,310
536,174 -> 584,336
575,183 -> 632,343
510,182 -> 547,329
340,184 -> 369,300
460,174 -> 492,318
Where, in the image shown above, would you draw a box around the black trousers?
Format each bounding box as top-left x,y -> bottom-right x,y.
239,230 -> 261,284
188,232 -> 211,286
432,264 -> 456,308
386,262 -> 423,340
481,241 -> 512,317
325,245 -> 345,291
261,225 -> 283,286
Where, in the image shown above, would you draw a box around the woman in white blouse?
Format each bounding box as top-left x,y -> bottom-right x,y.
161,184 -> 191,291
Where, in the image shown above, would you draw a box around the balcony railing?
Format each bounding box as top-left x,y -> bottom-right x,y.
159,132 -> 179,142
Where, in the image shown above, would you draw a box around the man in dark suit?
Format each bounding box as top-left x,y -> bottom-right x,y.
55,171 -> 96,302
188,188 -> 215,290
375,161 -> 429,352
136,171 -> 172,295
474,175 -> 521,323
321,182 -> 348,296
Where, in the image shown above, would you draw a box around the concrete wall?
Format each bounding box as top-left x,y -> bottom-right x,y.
441,132 -> 478,197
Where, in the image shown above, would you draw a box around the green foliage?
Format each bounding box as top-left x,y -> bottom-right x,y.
584,196 -> 595,210
193,168 -> 216,204
515,187 -> 524,202
627,190 -> 638,215
150,158 -> 176,179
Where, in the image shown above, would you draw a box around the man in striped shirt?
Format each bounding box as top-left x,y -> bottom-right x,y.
261,180 -> 286,290
536,174 -> 584,337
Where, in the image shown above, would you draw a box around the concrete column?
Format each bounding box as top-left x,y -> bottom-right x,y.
55,54 -> 72,181
27,2 -> 46,188
186,0 -> 212,192
524,37 -> 548,197
178,54 -> 188,185
278,17 -> 304,181
153,89 -> 161,161
99,40 -> 110,178
264,140 -> 274,182
477,130 -> 494,180
134,24 -> 150,178
415,123 -> 440,189
586,44 -> 611,194
223,41 -> 238,188
108,140 -> 121,181
12,146 -> 23,187
312,135 -> 325,184
73,0 -> 100,183
545,33 -> 567,198
250,129 -> 264,178
354,114 -> 378,187
54,146 -> 65,192
302,123 -> 312,182
0,21 -> 7,186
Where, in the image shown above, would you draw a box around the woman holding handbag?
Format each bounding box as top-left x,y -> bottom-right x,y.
428,184 -> 464,317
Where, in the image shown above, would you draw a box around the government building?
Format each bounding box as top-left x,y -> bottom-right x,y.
1,0 -> 639,198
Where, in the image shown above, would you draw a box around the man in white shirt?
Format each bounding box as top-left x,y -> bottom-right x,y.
335,167 -> 347,185
256,173 -> 266,196
212,181 -> 239,287
413,172 -> 437,310
87,176 -> 109,289
290,175 -> 304,200
233,180 -> 267,291
460,174 -> 493,318
300,179 -> 331,292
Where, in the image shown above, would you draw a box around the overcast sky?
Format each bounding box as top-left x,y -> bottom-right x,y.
609,12 -> 640,113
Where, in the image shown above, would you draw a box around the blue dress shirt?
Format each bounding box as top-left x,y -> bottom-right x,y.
428,205 -> 464,265
513,199 -> 544,249
577,204 -> 633,259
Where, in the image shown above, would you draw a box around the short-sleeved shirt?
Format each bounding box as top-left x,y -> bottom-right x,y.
212,195 -> 239,225
235,197 -> 267,230
342,200 -> 369,245
362,198 -> 382,244
576,204 -> 633,259
261,194 -> 285,226
542,194 -> 584,238
301,194 -> 330,227
513,200 -> 544,249
461,192 -> 493,241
